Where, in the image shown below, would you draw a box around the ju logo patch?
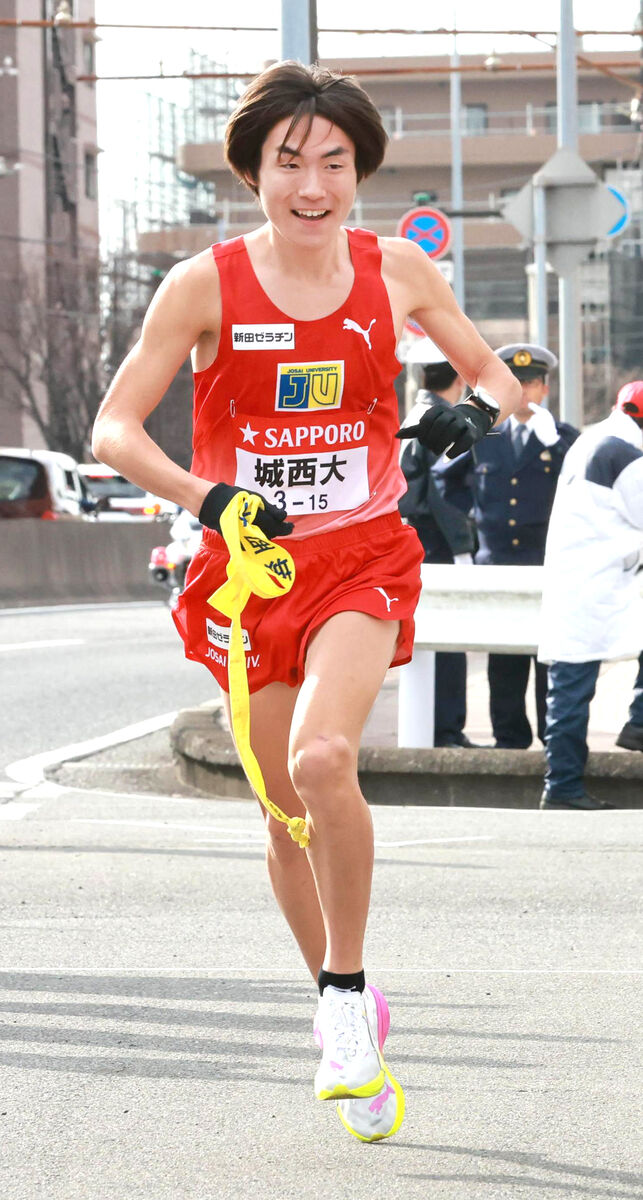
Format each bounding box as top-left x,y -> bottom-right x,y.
275,361 -> 344,411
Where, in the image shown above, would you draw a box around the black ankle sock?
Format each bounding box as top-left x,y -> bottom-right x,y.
318,968 -> 365,996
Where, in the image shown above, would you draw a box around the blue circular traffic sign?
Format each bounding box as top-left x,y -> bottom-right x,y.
607,186 -> 629,238
397,206 -> 452,260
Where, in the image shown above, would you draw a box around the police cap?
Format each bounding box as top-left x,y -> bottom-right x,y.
496,343 -> 558,381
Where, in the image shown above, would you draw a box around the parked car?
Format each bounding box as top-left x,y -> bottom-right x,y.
142,492 -> 180,521
79,463 -> 148,519
0,447 -> 93,519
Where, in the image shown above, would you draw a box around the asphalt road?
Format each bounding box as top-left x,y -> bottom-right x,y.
0,782 -> 641,1200
0,603 -> 217,774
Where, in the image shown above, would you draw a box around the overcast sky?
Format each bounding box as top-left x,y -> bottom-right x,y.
95,1 -> 642,244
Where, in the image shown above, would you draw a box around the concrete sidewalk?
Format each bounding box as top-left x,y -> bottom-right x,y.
46,651 -> 643,806
1,789 -> 642,1200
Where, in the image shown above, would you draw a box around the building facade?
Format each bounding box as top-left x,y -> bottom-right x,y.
138,49 -> 642,419
0,0 -> 99,450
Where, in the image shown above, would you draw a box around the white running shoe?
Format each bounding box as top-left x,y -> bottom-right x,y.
336,985 -> 405,1142
313,985 -> 385,1101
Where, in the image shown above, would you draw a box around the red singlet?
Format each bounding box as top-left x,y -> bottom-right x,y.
191,227 -> 406,538
173,228 -> 423,691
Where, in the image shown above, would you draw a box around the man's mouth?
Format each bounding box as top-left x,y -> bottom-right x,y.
292,209 -> 329,221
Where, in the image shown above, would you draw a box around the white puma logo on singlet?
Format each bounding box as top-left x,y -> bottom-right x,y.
343,317 -> 376,350
374,587 -> 399,613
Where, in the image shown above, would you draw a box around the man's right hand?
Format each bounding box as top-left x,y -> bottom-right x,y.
198,483 -> 294,538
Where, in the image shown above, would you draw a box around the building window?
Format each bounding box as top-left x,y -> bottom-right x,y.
379,105 -> 403,136
463,104 -> 488,135
84,151 -> 97,200
83,39 -> 95,80
545,102 -> 557,134
578,102 -> 602,133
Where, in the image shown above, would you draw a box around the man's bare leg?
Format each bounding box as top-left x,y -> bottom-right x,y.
289,611 -> 399,975
222,682 -> 325,980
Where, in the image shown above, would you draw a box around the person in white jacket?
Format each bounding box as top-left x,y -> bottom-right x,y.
538,381 -> 643,810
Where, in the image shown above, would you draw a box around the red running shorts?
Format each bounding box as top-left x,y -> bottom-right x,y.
172,511 -> 424,694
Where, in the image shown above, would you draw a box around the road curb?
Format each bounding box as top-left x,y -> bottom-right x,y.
170,702 -> 643,808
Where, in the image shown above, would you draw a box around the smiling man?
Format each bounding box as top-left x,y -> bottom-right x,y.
92,60 -> 520,1144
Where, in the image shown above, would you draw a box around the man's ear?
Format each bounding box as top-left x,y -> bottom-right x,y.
242,171 -> 259,194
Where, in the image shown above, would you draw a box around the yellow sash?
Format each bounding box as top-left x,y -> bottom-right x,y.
207,492 -> 309,848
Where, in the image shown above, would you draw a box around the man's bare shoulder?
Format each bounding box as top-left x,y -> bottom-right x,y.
147,247 -> 220,339
378,235 -> 444,312
379,235 -> 432,278
164,246 -> 218,293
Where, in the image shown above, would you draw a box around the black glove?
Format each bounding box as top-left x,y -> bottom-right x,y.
198,483 -> 294,537
396,401 -> 492,460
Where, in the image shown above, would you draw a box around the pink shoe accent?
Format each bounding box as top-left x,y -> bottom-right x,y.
369,1083 -> 394,1114
366,985 -> 390,1050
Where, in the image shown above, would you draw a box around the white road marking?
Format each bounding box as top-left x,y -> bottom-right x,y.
374,836 -> 494,848
70,821 -> 493,850
0,601 -> 159,616
0,967 -> 639,975
0,802 -> 42,820
0,639 -> 85,653
5,712 -> 178,787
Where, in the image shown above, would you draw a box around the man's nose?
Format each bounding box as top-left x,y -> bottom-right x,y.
298,168 -> 325,197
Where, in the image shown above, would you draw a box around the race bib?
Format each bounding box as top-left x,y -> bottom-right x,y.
233,413 -> 369,516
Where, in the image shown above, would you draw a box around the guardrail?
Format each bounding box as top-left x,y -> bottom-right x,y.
0,520 -> 168,607
400,564 -> 544,749
399,563 -> 643,748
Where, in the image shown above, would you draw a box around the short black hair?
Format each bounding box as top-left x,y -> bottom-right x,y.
224,61 -> 388,194
422,362 -> 458,393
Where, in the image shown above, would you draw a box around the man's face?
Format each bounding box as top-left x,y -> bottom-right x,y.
253,115 -> 358,245
514,375 -> 549,420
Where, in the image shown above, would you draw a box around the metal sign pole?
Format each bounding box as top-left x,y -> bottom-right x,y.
450,30 -> 465,308
557,0 -> 583,425
280,0 -> 318,63
533,182 -> 549,351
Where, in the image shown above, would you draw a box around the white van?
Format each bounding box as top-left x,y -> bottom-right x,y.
0,448 -> 91,519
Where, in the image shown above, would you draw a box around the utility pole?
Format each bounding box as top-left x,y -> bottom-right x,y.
280,0 -> 318,64
450,19 -> 465,307
556,0 -> 583,426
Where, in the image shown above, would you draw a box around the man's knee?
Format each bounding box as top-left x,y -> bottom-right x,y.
265,812 -> 304,856
289,733 -> 355,800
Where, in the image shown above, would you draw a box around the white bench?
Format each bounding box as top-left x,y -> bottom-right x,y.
398,564 -> 544,748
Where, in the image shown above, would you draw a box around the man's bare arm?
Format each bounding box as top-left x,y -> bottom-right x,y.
382,238 -> 521,421
92,252 -> 218,516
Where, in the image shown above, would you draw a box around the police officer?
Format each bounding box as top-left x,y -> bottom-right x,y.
399,338 -> 479,747
434,343 -> 578,748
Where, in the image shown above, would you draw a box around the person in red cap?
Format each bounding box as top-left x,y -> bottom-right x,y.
538,381 -> 643,809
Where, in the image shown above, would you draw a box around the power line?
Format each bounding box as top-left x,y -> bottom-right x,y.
76,59 -> 642,84
0,20 -> 642,35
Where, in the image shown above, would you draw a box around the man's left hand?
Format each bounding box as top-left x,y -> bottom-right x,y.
396,401 -> 493,459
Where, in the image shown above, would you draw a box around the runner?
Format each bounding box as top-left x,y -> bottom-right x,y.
92,61 -> 520,1141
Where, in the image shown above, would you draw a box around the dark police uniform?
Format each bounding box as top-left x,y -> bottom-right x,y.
399,338 -> 477,746
434,344 -> 579,748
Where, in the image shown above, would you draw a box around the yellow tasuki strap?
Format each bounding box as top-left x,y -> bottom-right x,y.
206,492 -> 309,849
